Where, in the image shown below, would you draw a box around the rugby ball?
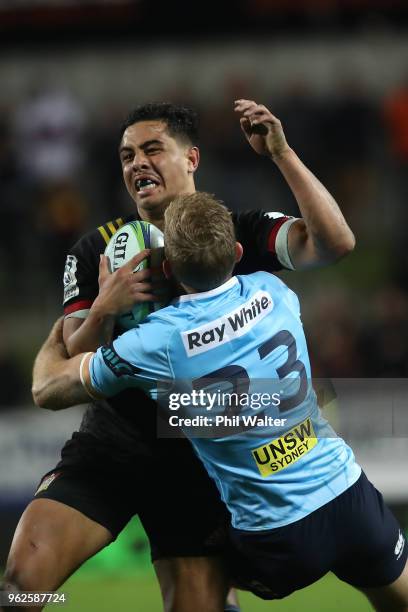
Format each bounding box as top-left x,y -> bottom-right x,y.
104,220 -> 167,330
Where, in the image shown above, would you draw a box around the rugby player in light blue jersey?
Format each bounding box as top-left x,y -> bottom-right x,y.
32,193 -> 408,611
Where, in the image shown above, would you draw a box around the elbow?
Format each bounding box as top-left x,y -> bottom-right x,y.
320,231 -> 356,264
32,384 -> 56,410
32,385 -> 47,409
330,231 -> 356,261
32,387 -> 44,409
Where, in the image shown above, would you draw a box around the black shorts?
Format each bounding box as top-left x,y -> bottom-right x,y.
229,471 -> 407,599
34,432 -> 229,561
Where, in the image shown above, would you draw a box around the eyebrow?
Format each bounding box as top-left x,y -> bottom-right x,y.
119,139 -> 164,154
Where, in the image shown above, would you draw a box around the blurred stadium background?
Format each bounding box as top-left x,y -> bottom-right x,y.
1,1 -> 408,610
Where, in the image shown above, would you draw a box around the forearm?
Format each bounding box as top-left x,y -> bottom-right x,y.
32,347 -> 89,410
65,301 -> 115,357
32,366 -> 87,410
234,98 -> 355,268
274,148 -> 355,266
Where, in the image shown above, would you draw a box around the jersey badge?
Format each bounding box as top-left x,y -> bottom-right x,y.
63,255 -> 79,303
35,472 -> 61,495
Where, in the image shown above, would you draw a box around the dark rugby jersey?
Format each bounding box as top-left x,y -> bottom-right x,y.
62,210 -> 296,456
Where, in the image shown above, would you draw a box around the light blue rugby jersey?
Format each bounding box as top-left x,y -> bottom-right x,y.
90,272 -> 361,531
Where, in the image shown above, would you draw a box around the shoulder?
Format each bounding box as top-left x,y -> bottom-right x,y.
238,271 -> 295,301
114,315 -> 176,375
71,215 -> 133,258
63,215 -> 134,310
141,304 -> 188,336
231,209 -> 291,229
238,270 -> 284,289
231,209 -> 298,273
125,310 -> 178,347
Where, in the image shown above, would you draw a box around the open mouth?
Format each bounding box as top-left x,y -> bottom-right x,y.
135,178 -> 160,193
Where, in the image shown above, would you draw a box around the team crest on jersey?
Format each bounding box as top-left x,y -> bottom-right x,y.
35,472 -> 61,495
63,254 -> 79,303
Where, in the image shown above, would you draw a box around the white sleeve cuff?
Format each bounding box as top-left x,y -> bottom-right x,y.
275,218 -> 299,270
65,309 -> 90,320
79,352 -> 100,400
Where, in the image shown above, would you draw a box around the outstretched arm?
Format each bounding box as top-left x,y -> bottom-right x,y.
234,99 -> 355,269
32,318 -> 99,410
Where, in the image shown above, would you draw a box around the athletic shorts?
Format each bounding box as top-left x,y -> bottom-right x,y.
34,432 -> 230,561
228,472 -> 407,599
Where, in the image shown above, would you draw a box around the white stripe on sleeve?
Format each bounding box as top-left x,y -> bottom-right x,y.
275,218 -> 299,270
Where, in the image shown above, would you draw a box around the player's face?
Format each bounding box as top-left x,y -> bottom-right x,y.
119,121 -> 199,219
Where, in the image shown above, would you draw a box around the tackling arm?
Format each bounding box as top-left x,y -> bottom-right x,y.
234,99 -> 355,269
33,249 -> 159,409
32,318 -> 100,410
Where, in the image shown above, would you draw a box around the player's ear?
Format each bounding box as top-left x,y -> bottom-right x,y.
187,146 -> 199,174
163,258 -> 173,280
235,242 -> 243,263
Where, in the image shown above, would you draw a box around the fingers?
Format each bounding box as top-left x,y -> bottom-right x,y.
235,99 -> 266,113
234,99 -> 279,125
132,281 -> 155,295
239,116 -> 252,137
100,251 -> 153,282
124,274 -> 165,302
125,249 -> 151,272
100,249 -> 151,277
132,292 -> 157,303
128,267 -> 152,282
131,278 -> 167,302
98,247 -> 167,309
49,316 -> 65,342
99,253 -> 111,276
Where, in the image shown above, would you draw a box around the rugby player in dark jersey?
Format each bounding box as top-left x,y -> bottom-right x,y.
2,99 -> 355,612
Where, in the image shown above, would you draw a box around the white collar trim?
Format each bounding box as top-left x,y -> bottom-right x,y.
174,277 -> 238,303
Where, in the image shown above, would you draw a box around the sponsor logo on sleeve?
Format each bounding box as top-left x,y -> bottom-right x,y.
182,290 -> 273,357
63,254 -> 79,303
395,530 -> 406,560
35,472 -> 61,495
252,417 -> 317,477
101,344 -> 141,378
265,212 -> 285,219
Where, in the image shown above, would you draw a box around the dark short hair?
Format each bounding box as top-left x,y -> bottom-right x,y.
119,103 -> 199,146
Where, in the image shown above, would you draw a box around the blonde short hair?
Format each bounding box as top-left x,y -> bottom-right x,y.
164,192 -> 236,291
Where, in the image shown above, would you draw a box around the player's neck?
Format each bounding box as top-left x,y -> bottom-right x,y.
137,209 -> 165,231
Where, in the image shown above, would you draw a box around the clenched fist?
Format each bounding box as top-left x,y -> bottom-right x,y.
234,99 -> 291,161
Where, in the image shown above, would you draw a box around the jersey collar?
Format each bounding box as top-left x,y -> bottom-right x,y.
174,276 -> 238,303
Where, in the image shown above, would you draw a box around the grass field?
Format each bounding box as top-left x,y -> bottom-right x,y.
1,515 -> 375,611
55,572 -> 372,611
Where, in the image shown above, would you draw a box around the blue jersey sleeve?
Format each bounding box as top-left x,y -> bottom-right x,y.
89,318 -> 172,399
